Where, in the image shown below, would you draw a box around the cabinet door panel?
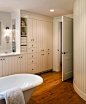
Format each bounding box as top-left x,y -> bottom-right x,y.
17,56 -> 21,74
27,64 -> 32,73
14,56 -> 18,74
33,19 -> 37,42
32,64 -> 37,73
28,43 -> 37,48
37,20 -> 43,52
3,57 -> 12,76
0,57 -> 2,77
28,53 -> 37,59
28,48 -> 37,53
28,18 -> 33,42
28,58 -> 36,64
47,22 -> 53,52
37,53 -> 43,73
42,52 -> 48,71
43,21 -> 48,52
48,52 -> 53,69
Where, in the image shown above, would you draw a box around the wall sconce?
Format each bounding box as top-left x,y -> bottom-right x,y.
5,27 -> 11,43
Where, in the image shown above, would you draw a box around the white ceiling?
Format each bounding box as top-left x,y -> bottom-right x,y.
0,0 -> 76,17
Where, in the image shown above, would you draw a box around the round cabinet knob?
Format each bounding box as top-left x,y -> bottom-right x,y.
32,55 -> 33,57
48,53 -> 49,54
32,61 -> 33,62
32,69 -> 33,70
48,49 -> 49,50
32,50 -> 33,51
32,45 -> 33,46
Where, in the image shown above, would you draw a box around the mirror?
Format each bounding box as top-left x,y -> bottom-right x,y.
0,20 -> 3,46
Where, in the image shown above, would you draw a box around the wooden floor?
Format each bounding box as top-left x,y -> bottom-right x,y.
28,71 -> 86,104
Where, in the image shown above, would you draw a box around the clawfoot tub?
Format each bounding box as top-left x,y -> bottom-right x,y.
0,74 -> 43,104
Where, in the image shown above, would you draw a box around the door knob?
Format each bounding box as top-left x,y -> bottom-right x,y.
58,49 -> 59,51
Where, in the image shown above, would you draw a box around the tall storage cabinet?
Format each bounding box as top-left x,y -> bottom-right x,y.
21,10 -> 53,74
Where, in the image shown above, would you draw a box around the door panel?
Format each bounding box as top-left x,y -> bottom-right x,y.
42,52 -> 48,71
17,56 -> 21,74
48,52 -> 53,69
37,20 -> 43,52
43,21 -> 48,52
47,22 -> 53,52
28,18 -> 33,42
33,19 -> 37,42
62,16 -> 73,81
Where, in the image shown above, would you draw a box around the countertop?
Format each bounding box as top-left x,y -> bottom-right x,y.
0,52 -> 27,57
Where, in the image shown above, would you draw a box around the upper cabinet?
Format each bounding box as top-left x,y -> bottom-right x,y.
28,18 -> 37,43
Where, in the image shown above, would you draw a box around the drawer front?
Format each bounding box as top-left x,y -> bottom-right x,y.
28,59 -> 36,64
28,43 -> 37,48
27,64 -> 37,74
28,48 -> 37,53
28,53 -> 37,59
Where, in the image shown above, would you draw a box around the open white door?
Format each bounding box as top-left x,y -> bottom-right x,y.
62,16 -> 73,81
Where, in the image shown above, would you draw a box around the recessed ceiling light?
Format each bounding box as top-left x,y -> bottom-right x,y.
50,9 -> 54,12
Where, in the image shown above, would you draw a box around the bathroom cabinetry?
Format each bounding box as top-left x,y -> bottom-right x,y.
0,54 -> 27,77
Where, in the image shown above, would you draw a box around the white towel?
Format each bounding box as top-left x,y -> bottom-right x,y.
0,87 -> 25,104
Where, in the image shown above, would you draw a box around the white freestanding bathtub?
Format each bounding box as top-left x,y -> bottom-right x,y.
0,74 -> 43,104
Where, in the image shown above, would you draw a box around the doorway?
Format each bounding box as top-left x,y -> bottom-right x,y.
58,22 -> 62,71
58,16 -> 73,81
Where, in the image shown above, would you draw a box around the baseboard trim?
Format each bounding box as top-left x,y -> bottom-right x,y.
74,83 -> 86,101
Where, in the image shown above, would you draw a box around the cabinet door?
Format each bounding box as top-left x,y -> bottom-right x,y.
48,52 -> 53,69
47,22 -> 53,52
3,56 -> 12,76
0,57 -> 2,77
17,56 -> 21,74
37,53 -> 42,73
43,21 -> 48,52
37,20 -> 43,52
28,18 -> 33,42
42,52 -> 48,71
12,56 -> 18,74
21,54 -> 27,73
27,64 -> 32,73
33,19 -> 37,42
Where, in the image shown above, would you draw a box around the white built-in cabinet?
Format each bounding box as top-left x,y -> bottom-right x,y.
27,18 -> 53,73
0,54 -> 27,77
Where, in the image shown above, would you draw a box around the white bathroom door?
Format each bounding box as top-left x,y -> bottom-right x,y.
62,16 -> 73,81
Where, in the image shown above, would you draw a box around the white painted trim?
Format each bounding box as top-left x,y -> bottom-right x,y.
74,83 -> 86,101
0,20 -> 3,47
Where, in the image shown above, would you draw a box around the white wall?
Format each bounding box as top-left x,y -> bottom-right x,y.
0,11 -> 11,53
73,0 -> 86,101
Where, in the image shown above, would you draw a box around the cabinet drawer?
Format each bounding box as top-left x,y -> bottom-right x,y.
28,59 -> 36,64
27,64 -> 37,74
28,48 -> 37,53
28,43 -> 37,48
28,53 -> 37,59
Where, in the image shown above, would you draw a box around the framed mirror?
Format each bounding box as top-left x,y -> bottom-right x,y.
0,20 -> 3,46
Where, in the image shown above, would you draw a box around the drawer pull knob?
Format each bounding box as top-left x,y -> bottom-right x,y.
48,53 -> 49,54
32,61 -> 33,62
32,55 -> 33,57
19,57 -> 20,58
33,39 -> 34,41
48,49 -> 49,50
32,45 -> 33,46
32,69 -> 33,70
32,50 -> 33,51
0,59 -> 2,60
